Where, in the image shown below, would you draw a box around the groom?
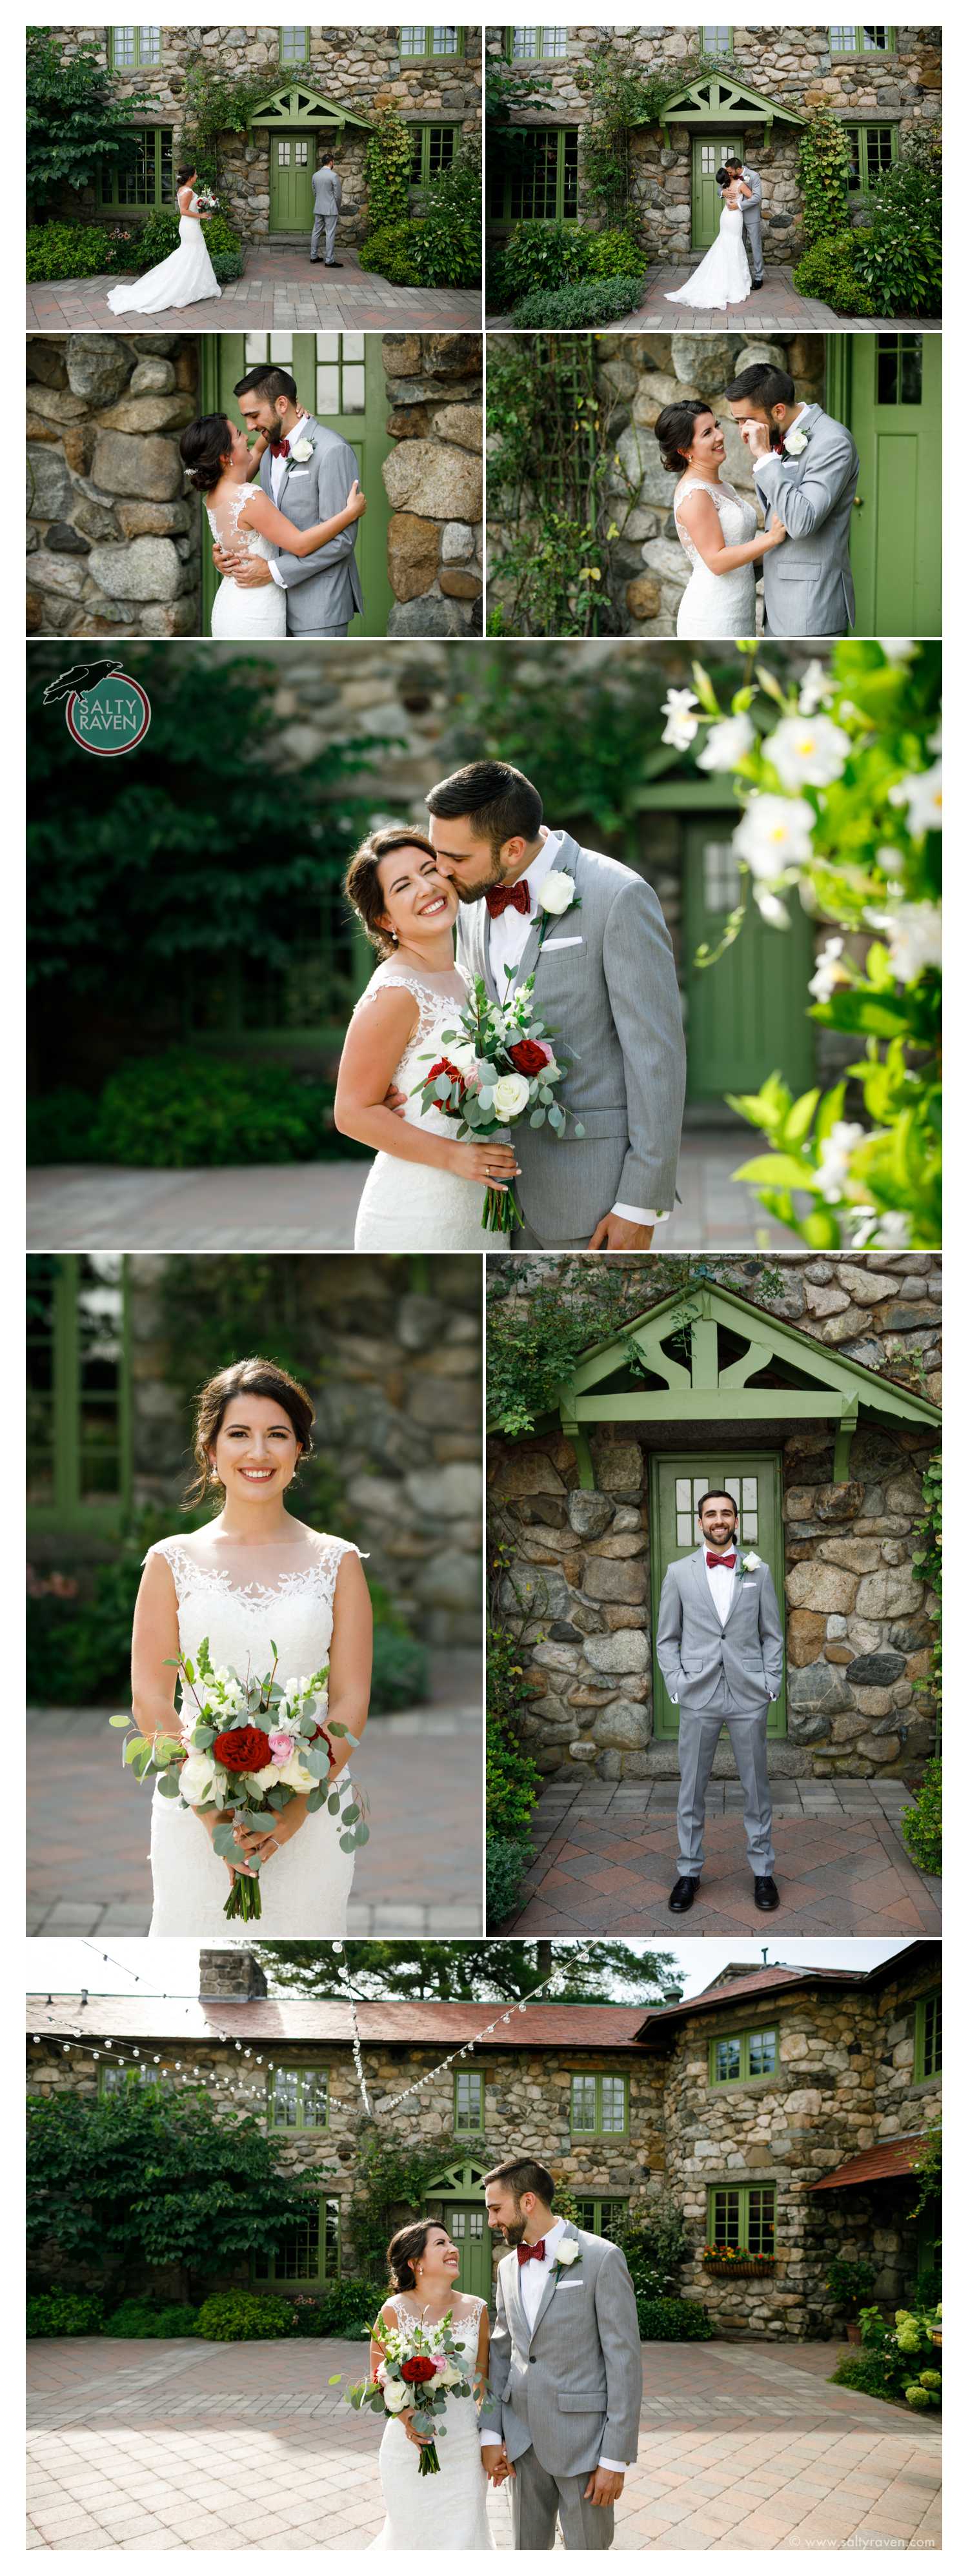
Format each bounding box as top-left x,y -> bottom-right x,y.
310,150 -> 343,267
425,760 -> 686,1250
656,1488 -> 783,1916
726,360 -> 860,636
210,361 -> 364,635
480,2155 -> 641,2552
721,156 -> 763,287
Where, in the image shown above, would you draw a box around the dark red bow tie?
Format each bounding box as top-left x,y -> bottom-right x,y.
485,882 -> 530,920
707,1552 -> 736,1570
270,436 -> 290,458
517,2239 -> 546,2265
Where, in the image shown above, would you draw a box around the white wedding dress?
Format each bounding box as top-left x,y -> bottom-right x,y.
673,475 -> 758,636
106,192 -> 221,315
146,1527 -> 363,1935
371,2297 -> 494,2553
352,965 -> 510,1250
205,485 -> 287,638
666,200 -> 751,310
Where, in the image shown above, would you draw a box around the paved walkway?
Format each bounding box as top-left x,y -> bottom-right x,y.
501,1778 -> 942,1936
27,1135 -> 789,1253
489,265 -> 940,332
26,246 -> 481,332
27,1659 -> 483,1936
26,2335 -> 942,2550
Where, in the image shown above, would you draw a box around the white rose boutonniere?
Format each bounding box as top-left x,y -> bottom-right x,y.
783,426 -> 809,458
538,871 -> 577,917
741,1552 -> 762,1572
554,2238 -> 581,2271
291,438 -> 314,463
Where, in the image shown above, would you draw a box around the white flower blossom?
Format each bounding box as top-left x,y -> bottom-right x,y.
491,1071 -> 531,1122
764,714 -> 851,791
754,889 -> 792,928
851,1208 -> 912,1249
783,425 -> 809,456
798,660 -> 832,715
807,936 -> 847,1004
696,714 -> 755,772
733,795 -> 815,878
880,638 -> 915,661
870,902 -> 942,986
661,687 -> 699,749
889,763 -> 942,835
178,1750 -> 217,1806
382,2378 -> 411,2415
741,1552 -> 762,1572
814,1120 -> 866,1202
538,871 -> 576,915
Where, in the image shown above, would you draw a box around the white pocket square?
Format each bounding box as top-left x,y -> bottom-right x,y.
286,469 -> 310,480
742,1579 -> 756,1588
541,936 -> 583,950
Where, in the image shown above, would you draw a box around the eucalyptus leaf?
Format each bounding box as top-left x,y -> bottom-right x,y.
108,1714 -> 130,1730
157,1772 -> 183,1800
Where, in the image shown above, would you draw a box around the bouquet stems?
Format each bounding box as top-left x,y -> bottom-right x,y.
224,1870 -> 263,1922
417,2441 -> 441,2477
483,1182 -> 523,1234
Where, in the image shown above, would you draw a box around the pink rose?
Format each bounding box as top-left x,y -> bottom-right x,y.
432,2355 -> 449,2375
268,1730 -> 294,1765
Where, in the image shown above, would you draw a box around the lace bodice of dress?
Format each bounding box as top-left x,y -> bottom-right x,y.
390,2295 -> 485,2364
205,484 -> 274,567
673,476 -> 756,566
146,1527 -> 365,1725
351,967 -> 470,1136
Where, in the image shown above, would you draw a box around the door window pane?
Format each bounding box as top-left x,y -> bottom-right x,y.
316,363 -> 339,414
277,140 -> 290,167
296,139 -> 308,166
341,363 -> 365,413
703,841 -> 741,912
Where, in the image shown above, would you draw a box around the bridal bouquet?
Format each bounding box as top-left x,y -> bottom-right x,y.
194,187 -> 219,214
413,976 -> 585,1233
110,1638 -> 368,1922
335,2310 -> 478,2477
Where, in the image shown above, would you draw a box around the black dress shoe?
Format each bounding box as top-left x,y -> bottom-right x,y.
668,1876 -> 698,1912
325,261 -> 344,268
754,1874 -> 780,1910
310,257 -> 320,264
752,278 -> 763,290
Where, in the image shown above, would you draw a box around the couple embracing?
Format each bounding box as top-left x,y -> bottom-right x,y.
658,361 -> 860,640
372,2156 -> 641,2552
179,361 -> 365,638
335,761 -> 687,1250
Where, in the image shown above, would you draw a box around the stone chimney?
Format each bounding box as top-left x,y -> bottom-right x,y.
199,1947 -> 268,2002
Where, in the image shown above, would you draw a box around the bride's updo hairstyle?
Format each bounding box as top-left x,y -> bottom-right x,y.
345,823 -> 439,958
179,414 -> 233,491
387,2220 -> 436,2293
187,1355 -> 315,1504
655,398 -> 713,472
715,165 -> 730,187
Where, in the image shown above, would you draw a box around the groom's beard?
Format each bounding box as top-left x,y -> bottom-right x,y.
498,2217 -> 528,2247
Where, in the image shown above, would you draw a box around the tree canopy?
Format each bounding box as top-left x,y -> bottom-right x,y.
27,30 -> 148,208
254,1939 -> 681,2001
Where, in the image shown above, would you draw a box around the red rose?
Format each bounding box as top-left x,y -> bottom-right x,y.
509,1040 -> 550,1077
427,1055 -> 466,1112
401,2356 -> 437,2386
212,1725 -> 273,1772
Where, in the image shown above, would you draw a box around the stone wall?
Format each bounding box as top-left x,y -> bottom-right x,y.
381,334 -> 483,634
26,334 -> 201,637
487,328 -> 827,636
489,1255 -> 940,1781
48,28 -> 481,243
486,25 -> 940,262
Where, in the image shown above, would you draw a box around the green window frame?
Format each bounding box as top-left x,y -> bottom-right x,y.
709,2025 -> 778,2088
914,1991 -> 942,2083
279,26 -> 310,64
97,124 -> 174,211
99,2061 -> 162,2096
829,25 -> 896,52
109,26 -> 161,70
573,2196 -> 629,2242
570,2071 -> 629,2136
701,25 -> 734,52
409,123 -> 458,188
26,1255 -> 132,1536
709,2182 -> 776,2255
454,2067 -> 485,2133
254,2195 -> 341,2289
268,2067 -> 329,2129
843,122 -> 899,190
505,28 -> 569,61
399,26 -> 465,60
490,126 -> 579,224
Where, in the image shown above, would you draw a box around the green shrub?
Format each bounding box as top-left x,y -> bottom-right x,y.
487,1834 -> 530,1927
830,2348 -> 898,2400
510,275 -> 646,329
131,207 -> 180,267
358,219 -> 422,284
902,1758 -> 941,1876
370,1623 -> 429,1714
90,1051 -> 338,1167
791,230 -> 876,317
365,107 -> 414,234
825,2256 -> 876,2312
410,145 -> 482,287
27,2289 -> 105,2337
582,225 -> 647,280
635,2297 -> 714,2341
26,1086 -> 101,1165
195,2290 -> 296,2342
105,2298 -> 199,2338
290,2280 -> 385,2337
26,221 -> 115,279
498,218 -> 589,301
852,131 -> 942,319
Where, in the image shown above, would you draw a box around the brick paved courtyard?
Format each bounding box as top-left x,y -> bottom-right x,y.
501,1778 -> 942,1938
26,245 -> 481,334
26,2333 -> 942,2551
488,265 -> 940,332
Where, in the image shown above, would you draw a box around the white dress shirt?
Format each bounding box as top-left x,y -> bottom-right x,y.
267,411 -> 310,589
487,827 -> 666,1229
752,401 -> 816,477
482,2218 -> 626,2470
705,1544 -> 738,1625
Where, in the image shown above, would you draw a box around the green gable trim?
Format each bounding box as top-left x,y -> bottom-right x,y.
248,84 -> 371,130
658,74 -> 805,143
425,2155 -> 489,2193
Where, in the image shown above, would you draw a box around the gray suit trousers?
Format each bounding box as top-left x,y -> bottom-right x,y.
512,2451 -> 614,2552
310,211 -> 338,261
743,203 -> 764,279
678,1705 -> 774,1877
512,1220 -> 589,1252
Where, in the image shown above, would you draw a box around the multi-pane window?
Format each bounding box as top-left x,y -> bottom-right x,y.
268,2068 -> 329,2129
875,333 -> 923,405
674,1470 -> 760,1553
492,128 -> 578,223
703,840 -> 742,914
844,123 -> 898,191
710,2026 -> 778,2087
701,137 -> 739,181
254,2196 -> 340,2287
702,26 -> 733,50
830,25 -> 896,51
243,329 -> 366,418
279,26 -> 310,62
110,27 -> 161,69
915,1991 -> 942,2082
399,26 -> 463,57
99,125 -> 174,210
100,2062 -> 161,2096
410,124 -> 457,188
574,2196 -> 629,2242
570,2071 -> 629,2134
276,137 -> 309,168
454,2069 -> 485,2131
709,2182 -> 776,2255
508,28 -> 568,59
27,1255 -> 130,1530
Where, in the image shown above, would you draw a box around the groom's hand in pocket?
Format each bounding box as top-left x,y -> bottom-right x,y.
587,1214 -> 654,1250
583,2468 -> 624,2508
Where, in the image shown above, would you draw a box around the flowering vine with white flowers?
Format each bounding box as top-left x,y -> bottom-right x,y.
662,640 -> 941,1250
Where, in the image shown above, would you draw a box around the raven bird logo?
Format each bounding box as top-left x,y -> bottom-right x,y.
43,658 -> 126,707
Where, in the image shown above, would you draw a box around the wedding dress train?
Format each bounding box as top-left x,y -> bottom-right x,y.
673,475 -> 758,636
352,965 -> 510,1250
106,192 -> 221,315
146,1528 -> 362,1934
371,2298 -> 495,2551
666,201 -> 752,310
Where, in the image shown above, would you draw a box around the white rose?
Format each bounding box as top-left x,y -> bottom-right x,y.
436,2360 -> 462,2386
490,1071 -> 531,1122
248,1765 -> 279,1792
733,795 -> 815,878
277,1749 -> 318,1792
696,715 -> 755,772
764,715 -> 851,791
292,439 -> 314,462
178,1750 -> 217,1806
783,426 -> 809,456
447,1036 -> 479,1075
742,1552 -> 762,1571
556,2238 -> 580,2266
382,2378 -> 411,2414
538,871 -> 576,915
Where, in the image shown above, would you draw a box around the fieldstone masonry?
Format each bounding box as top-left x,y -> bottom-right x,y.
490,1256 -> 940,1783
26,334 -> 201,637
381,334 -> 483,634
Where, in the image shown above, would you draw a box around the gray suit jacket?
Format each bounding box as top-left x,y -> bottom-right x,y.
656,1546 -> 785,1715
481,2226 -> 642,2477
456,832 -> 685,1246
756,406 -> 860,636
259,413 -> 363,631
312,165 -> 342,215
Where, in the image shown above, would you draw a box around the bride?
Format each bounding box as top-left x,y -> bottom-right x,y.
131,1356 -> 372,1936
666,165 -> 752,310
656,397 -> 786,638
335,826 -> 519,1250
370,2220 -> 495,2552
107,167 -> 221,316
179,412 -> 366,637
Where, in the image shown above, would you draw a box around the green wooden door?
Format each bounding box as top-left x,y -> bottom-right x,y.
268,131 -> 317,232
683,818 -> 816,1102
432,2202 -> 493,2303
650,1451 -> 786,1739
846,334 -> 941,635
201,332 -> 394,636
691,134 -> 741,248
